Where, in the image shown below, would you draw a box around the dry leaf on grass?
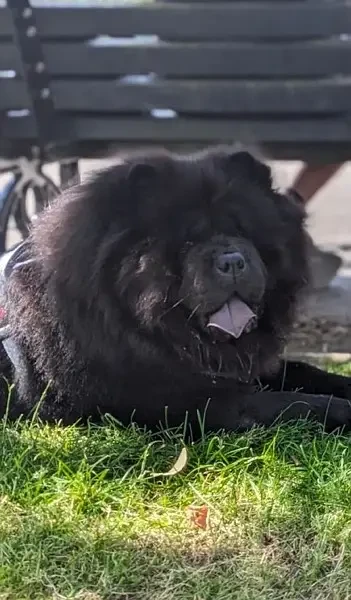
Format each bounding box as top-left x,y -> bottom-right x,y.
149,446 -> 188,478
186,505 -> 209,530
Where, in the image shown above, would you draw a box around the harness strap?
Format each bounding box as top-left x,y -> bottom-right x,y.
0,242 -> 37,377
0,241 -> 34,340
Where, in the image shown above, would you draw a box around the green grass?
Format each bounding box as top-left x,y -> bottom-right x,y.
1,364 -> 351,599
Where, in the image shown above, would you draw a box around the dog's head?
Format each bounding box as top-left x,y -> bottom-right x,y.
27,148 -> 308,380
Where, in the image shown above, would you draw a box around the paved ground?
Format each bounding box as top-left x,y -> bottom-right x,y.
273,162 -> 351,331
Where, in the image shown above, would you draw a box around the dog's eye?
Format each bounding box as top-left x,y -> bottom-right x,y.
180,241 -> 196,255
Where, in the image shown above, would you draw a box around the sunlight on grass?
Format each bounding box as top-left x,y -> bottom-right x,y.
0,363 -> 350,599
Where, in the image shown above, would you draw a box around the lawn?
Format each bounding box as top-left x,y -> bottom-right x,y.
1,364 -> 351,600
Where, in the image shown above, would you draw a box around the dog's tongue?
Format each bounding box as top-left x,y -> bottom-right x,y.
207,297 -> 256,339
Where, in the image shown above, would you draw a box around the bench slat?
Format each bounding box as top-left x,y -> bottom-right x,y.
0,81 -> 28,109
51,79 -> 351,114
2,115 -> 351,143
2,79 -> 351,114
0,4 -> 350,40
161,0 -> 303,2
1,40 -> 351,78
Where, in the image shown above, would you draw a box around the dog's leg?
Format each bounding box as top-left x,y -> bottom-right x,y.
204,390 -> 351,433
260,360 -> 351,400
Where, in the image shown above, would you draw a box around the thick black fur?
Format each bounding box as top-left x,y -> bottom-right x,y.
1,147 -> 351,433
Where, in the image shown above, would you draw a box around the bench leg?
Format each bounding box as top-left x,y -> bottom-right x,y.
0,160 -> 60,253
60,161 -> 80,190
0,173 -> 20,254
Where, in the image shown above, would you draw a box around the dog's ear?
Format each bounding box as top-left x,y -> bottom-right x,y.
286,188 -> 306,205
128,162 -> 156,182
283,188 -> 306,222
125,162 -> 160,210
127,162 -> 157,194
226,151 -> 272,188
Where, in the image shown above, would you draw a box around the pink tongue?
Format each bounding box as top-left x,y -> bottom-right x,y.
207,297 -> 256,339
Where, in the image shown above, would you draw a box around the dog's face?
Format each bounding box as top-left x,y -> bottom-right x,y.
29,148 -> 308,380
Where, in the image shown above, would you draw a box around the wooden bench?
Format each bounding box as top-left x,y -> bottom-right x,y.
1,0 -> 351,249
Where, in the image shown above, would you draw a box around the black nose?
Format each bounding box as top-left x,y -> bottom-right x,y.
215,251 -> 246,276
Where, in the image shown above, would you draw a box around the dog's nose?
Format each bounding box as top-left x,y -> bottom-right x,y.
215,251 -> 246,277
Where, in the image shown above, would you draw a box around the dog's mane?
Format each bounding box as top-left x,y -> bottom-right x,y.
5,148 -> 309,420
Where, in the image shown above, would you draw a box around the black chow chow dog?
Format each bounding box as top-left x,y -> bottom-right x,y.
0,147 -> 350,433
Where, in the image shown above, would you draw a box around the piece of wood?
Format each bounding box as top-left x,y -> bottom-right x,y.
50,79 -> 351,114
1,40 -> 351,77
3,78 -> 350,114
2,114 -> 351,143
0,4 -> 350,40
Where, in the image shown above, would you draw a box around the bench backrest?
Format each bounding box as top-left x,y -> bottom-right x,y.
1,1 -> 351,160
